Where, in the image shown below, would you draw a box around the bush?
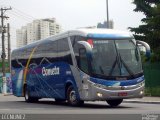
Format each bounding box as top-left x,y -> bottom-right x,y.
141,48 -> 160,63
150,53 -> 160,63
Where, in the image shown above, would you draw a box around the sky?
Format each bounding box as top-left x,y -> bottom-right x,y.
0,0 -> 145,49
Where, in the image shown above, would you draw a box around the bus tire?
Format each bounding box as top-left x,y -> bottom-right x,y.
106,99 -> 123,107
24,85 -> 39,103
67,85 -> 84,106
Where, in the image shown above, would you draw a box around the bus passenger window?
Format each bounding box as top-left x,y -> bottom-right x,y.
79,48 -> 89,73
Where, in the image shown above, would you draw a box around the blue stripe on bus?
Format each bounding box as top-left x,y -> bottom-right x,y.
90,76 -> 144,86
87,33 -> 133,39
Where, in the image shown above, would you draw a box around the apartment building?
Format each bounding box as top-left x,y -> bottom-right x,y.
16,26 -> 27,48
16,18 -> 61,48
97,20 -> 114,29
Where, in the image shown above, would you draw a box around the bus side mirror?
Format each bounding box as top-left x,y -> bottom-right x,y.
79,48 -> 86,55
77,41 -> 93,59
78,48 -> 89,73
136,40 -> 151,59
78,41 -> 92,53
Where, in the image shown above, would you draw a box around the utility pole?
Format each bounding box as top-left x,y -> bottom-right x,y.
7,23 -> 11,73
106,0 -> 109,28
0,7 -> 12,94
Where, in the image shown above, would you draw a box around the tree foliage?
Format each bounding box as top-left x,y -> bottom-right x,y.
129,0 -> 160,52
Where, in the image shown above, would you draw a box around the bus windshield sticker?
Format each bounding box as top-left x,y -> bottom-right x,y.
87,39 -> 94,48
94,40 -> 109,44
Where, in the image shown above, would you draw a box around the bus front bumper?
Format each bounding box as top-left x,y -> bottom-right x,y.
80,80 -> 145,101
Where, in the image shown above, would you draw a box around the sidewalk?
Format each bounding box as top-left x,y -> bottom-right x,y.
124,97 -> 160,104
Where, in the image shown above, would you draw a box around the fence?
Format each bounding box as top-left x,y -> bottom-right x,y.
143,62 -> 160,96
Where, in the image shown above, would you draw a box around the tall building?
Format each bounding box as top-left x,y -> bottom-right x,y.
27,20 -> 41,44
16,18 -> 61,48
16,26 -> 27,48
40,18 -> 61,39
97,20 -> 114,29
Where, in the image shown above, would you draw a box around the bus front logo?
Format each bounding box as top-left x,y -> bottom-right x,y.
42,66 -> 60,76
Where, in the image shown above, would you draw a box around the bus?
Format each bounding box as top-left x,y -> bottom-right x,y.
11,29 -> 150,107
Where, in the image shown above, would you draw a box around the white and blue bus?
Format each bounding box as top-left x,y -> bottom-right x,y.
11,29 -> 150,107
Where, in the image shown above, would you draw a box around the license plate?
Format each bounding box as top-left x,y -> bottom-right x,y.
118,92 -> 127,96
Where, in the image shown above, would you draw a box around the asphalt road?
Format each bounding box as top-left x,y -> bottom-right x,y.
0,95 -> 160,120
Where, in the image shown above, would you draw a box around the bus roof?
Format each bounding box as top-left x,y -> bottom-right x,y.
68,28 -> 133,39
13,28 -> 134,52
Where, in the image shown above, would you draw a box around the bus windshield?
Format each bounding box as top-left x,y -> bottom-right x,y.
90,39 -> 142,78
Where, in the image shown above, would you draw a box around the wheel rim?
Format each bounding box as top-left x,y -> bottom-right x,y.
69,90 -> 77,104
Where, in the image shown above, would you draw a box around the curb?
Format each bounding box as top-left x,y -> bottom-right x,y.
0,93 -> 13,96
124,100 -> 160,104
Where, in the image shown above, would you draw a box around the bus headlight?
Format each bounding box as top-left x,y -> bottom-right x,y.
97,92 -> 103,97
140,90 -> 144,95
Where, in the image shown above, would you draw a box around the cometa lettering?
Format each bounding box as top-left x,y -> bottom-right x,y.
42,67 -> 60,76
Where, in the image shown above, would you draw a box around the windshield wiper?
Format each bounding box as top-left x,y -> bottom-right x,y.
99,66 -> 104,74
119,54 -> 135,78
109,52 -> 135,78
109,55 -> 118,76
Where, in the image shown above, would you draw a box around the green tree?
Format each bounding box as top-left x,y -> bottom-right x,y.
129,0 -> 160,52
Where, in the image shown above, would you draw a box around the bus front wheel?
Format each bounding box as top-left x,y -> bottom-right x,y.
24,85 -> 39,103
67,85 -> 84,106
106,99 -> 123,107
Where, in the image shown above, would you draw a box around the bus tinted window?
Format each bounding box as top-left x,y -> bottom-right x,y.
58,38 -> 73,65
33,40 -> 58,65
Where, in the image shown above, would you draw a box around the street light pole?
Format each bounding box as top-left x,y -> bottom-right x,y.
106,0 -> 109,28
